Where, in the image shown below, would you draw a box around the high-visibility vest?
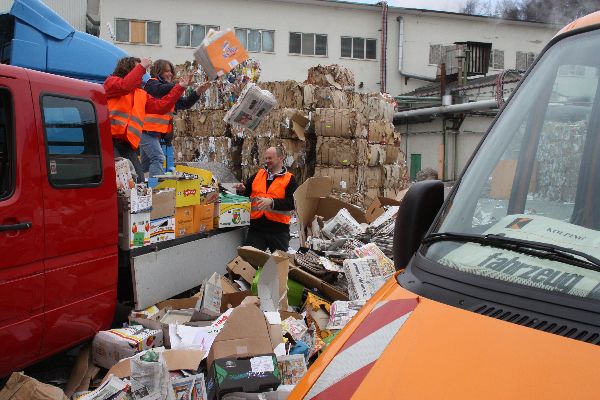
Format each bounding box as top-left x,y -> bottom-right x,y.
107,88 -> 147,150
250,169 -> 293,224
143,78 -> 175,135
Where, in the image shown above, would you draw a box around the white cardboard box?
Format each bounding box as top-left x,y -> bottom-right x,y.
150,217 -> 176,244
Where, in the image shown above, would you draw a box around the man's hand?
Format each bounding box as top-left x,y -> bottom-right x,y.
233,182 -> 246,193
195,81 -> 211,95
140,57 -> 153,69
254,197 -> 273,211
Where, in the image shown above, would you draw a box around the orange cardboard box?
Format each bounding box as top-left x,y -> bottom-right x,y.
193,203 -> 214,233
175,206 -> 196,238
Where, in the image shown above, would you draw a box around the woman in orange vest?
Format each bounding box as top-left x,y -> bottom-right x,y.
234,146 -> 298,251
141,59 -> 211,177
104,57 -> 189,182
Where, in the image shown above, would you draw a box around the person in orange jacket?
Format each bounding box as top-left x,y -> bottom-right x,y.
234,146 -> 297,251
141,59 -> 211,178
104,56 -> 192,182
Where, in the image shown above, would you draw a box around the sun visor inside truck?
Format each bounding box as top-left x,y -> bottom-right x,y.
7,0 -> 127,83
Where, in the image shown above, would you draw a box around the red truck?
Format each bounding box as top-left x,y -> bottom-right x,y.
0,64 -> 118,376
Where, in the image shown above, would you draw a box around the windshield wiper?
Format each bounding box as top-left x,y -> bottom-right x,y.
423,232 -> 600,273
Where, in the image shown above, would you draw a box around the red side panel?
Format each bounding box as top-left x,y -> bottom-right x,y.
0,67 -> 45,377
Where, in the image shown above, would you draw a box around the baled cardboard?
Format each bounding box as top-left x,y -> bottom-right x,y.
150,216 -> 175,244
365,196 -> 402,224
257,256 -> 289,312
103,349 -> 205,382
193,203 -> 214,233
206,304 -> 275,369
227,256 -> 257,284
294,177 -> 367,246
175,206 -> 196,238
150,189 -> 176,220
290,112 -> 309,141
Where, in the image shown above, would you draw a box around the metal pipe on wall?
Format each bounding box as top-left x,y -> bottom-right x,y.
379,1 -> 388,93
393,99 -> 498,123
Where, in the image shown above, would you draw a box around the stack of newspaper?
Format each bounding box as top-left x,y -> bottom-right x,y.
223,83 -> 277,131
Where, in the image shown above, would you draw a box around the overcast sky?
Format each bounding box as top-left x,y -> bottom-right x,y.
357,0 -> 470,12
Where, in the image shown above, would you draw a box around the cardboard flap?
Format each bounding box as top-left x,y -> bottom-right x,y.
291,112 -> 309,141
237,246 -> 271,268
315,197 -> 367,224
213,305 -> 270,342
365,196 -> 402,224
257,256 -> 289,312
227,256 -> 257,284
103,349 -> 205,380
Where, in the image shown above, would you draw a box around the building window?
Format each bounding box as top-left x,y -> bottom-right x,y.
177,24 -> 219,47
0,89 -> 13,200
42,95 -> 102,187
115,19 -> 160,45
289,32 -> 327,56
235,28 -> 275,53
341,37 -> 377,60
489,49 -> 504,70
516,51 -> 537,71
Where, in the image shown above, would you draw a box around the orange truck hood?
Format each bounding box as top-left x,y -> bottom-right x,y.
291,277 -> 600,399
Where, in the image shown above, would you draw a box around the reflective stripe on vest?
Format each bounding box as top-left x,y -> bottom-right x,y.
143,78 -> 174,135
250,169 -> 293,224
107,88 -> 147,149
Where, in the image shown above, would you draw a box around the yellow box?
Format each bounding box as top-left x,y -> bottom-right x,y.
216,201 -> 251,228
155,178 -> 200,207
175,165 -> 213,186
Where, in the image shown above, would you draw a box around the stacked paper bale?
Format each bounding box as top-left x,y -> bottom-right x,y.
172,63 -> 408,205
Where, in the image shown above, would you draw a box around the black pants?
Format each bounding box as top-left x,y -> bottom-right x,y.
245,228 -> 290,252
114,140 -> 144,183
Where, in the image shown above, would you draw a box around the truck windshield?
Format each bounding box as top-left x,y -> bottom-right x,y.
425,29 -> 600,301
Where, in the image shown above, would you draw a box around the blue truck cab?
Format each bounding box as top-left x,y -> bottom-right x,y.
0,0 -> 126,83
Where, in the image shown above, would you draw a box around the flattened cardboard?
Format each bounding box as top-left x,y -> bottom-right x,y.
365,196 -> 402,224
206,304 -> 274,369
0,373 -> 69,400
103,349 -> 205,382
257,256 -> 289,312
294,177 -> 367,246
227,256 -> 257,284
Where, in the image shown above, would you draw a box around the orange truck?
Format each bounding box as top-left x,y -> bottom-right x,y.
292,12 -> 600,399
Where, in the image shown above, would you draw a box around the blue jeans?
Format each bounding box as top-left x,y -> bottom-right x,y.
140,134 -> 165,178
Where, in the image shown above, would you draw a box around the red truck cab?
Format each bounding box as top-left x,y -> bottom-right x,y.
0,64 -> 118,376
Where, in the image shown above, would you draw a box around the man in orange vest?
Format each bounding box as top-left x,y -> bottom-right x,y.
235,146 -> 297,251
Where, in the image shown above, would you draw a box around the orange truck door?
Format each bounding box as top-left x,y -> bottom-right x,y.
0,70 -> 46,376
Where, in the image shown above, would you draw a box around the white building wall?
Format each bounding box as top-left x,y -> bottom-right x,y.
98,0 -> 560,96
1,0 -> 87,31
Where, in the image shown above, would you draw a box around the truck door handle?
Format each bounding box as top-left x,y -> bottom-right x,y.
0,221 -> 33,232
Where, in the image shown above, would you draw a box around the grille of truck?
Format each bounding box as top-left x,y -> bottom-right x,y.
473,304 -> 600,345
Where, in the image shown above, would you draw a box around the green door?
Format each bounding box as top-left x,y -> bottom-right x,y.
410,154 -> 421,181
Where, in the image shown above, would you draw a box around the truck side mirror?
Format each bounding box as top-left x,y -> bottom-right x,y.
393,180 -> 445,269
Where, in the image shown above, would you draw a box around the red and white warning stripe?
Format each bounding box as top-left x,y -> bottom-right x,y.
306,298 -> 418,400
